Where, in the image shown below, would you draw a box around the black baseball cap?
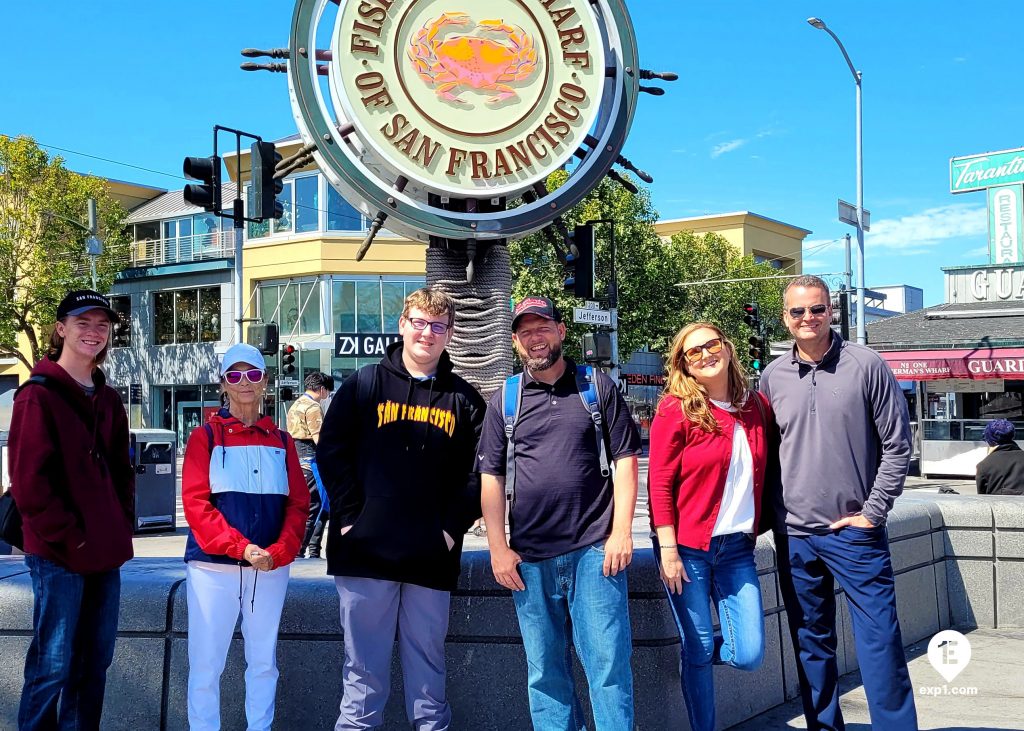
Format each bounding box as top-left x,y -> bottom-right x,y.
511,296 -> 562,331
56,290 -> 117,321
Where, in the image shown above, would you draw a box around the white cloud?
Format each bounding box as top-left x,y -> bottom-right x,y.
711,139 -> 747,158
961,245 -> 989,260
865,204 -> 986,253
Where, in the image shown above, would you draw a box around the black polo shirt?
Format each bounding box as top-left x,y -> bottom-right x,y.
478,359 -> 642,561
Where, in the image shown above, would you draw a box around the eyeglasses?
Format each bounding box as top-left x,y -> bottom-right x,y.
683,338 -> 723,364
788,304 -> 829,318
224,369 -> 265,385
407,317 -> 451,335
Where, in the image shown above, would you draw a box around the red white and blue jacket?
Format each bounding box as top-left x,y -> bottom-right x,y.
182,409 -> 309,568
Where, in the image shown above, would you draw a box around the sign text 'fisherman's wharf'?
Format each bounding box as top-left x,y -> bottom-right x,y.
332,0 -> 605,194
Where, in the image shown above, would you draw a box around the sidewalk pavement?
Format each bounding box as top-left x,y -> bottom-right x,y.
729,627 -> 1024,730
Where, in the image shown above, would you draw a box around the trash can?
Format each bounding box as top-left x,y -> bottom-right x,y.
130,428 -> 177,533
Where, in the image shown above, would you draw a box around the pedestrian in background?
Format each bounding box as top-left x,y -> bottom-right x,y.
182,343 -> 308,731
318,287 -> 485,731
761,275 -> 918,730
648,322 -> 769,731
288,370 -> 334,558
479,296 -> 642,730
10,290 -> 135,731
976,418 -> 1024,495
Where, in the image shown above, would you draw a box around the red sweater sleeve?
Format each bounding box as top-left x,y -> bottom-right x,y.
181,427 -> 250,561
9,390 -> 87,549
648,398 -> 686,528
265,437 -> 311,568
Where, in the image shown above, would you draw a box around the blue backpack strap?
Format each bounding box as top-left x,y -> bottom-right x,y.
203,423 -> 215,456
575,364 -> 610,478
501,373 -> 524,503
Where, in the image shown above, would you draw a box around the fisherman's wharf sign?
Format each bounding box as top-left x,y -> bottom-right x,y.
286,0 -> 642,243
332,0 -> 604,194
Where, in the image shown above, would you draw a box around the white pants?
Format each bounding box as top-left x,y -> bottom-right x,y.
186,560 -> 291,731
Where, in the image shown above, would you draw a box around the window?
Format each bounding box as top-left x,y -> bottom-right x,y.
257,280 -> 321,336
294,175 -> 319,233
328,184 -> 366,231
109,296 -> 131,348
331,278 -> 425,334
153,286 -> 222,344
247,181 -> 294,239
162,218 -> 192,263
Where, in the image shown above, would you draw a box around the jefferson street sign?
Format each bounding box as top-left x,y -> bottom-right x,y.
334,333 -> 402,358
573,307 -> 611,325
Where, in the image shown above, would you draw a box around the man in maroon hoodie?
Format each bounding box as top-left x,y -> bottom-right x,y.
9,289 -> 135,731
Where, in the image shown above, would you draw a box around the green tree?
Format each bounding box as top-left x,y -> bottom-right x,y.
510,170 -> 667,361
0,135 -> 131,369
509,171 -> 789,367
653,230 -> 789,361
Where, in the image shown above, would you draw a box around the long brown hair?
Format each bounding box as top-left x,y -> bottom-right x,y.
47,318 -> 110,366
662,322 -> 748,433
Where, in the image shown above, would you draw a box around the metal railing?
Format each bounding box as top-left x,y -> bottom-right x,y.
129,232 -> 235,268
922,418 -> 1024,442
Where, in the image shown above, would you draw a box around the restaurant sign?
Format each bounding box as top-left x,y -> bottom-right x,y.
880,349 -> 1024,381
988,185 -> 1024,264
950,147 -> 1024,194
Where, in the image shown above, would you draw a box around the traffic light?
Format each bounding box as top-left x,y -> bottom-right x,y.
281,344 -> 296,375
250,141 -> 284,221
748,334 -> 765,372
743,302 -> 761,330
563,224 -> 595,298
743,302 -> 766,372
247,323 -> 279,356
279,386 -> 295,402
582,331 -> 612,364
183,155 -> 222,212
831,289 -> 849,340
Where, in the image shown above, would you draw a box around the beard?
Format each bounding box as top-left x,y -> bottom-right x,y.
522,341 -> 562,371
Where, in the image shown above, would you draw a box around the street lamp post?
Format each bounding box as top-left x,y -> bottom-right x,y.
808,17 -> 866,344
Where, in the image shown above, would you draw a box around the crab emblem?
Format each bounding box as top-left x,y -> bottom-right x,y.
408,12 -> 539,106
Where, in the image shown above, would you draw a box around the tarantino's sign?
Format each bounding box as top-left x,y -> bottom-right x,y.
333,0 -> 605,193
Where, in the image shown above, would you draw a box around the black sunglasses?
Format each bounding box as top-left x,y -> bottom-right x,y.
788,304 -> 829,318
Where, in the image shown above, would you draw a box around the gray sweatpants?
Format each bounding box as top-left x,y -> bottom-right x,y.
334,576 -> 452,731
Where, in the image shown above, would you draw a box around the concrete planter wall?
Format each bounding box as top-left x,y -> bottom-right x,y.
1,493 -> 1021,730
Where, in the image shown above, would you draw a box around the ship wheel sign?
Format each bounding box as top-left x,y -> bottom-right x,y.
277,0 -> 673,248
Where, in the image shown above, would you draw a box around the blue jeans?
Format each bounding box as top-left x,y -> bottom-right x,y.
19,554 -> 121,731
776,527 -> 917,731
512,542 -> 634,731
656,532 -> 764,731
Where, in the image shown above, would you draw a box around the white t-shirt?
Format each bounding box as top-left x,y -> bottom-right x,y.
709,398 -> 756,536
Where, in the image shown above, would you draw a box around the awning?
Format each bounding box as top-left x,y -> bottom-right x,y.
878,348 -> 1024,381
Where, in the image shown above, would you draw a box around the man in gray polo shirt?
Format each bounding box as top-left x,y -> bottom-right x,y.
760,275 -> 917,730
478,295 -> 641,730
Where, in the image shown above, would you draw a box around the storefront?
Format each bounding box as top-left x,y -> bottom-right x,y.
868,265 -> 1024,478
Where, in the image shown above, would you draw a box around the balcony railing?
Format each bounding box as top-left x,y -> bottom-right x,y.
129,232 -> 235,268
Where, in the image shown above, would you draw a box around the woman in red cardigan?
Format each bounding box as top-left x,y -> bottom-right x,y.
648,322 -> 771,731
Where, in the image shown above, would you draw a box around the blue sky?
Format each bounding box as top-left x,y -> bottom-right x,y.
4,1 -> 1022,306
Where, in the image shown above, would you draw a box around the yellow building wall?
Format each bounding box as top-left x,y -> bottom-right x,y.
241,233 -> 428,311
0,331 -> 41,385
654,212 -> 808,273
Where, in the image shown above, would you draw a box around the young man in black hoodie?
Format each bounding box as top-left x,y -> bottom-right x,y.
317,287 -> 485,731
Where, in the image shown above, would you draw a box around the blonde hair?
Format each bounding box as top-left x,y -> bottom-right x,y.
662,322 -> 748,433
402,287 -> 455,327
